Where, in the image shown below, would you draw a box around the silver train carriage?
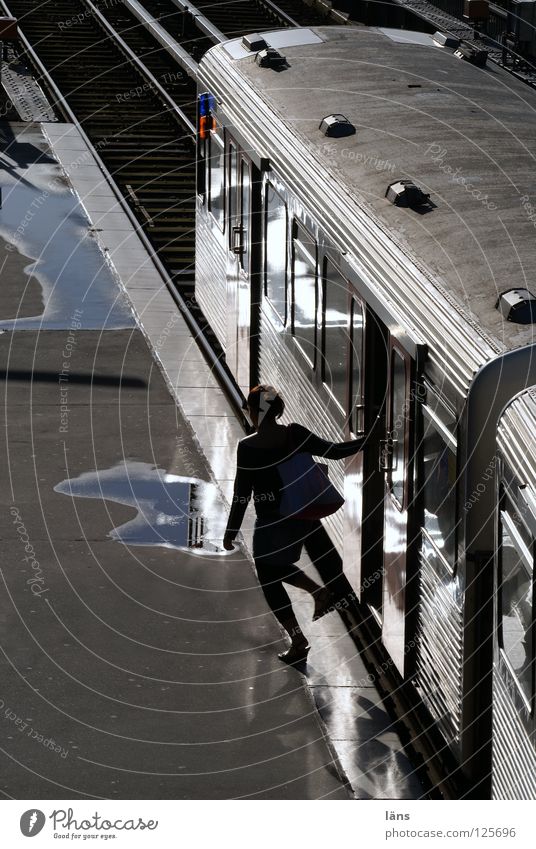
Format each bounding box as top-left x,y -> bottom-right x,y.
194,26 -> 536,797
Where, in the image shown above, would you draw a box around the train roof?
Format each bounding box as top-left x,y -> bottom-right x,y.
201,26 -> 536,385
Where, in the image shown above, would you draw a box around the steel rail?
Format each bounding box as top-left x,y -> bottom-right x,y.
164,0 -> 229,43
122,0 -> 201,77
0,0 -> 248,423
159,0 -> 321,41
258,0 -> 300,27
118,0 -> 323,97
81,0 -> 196,134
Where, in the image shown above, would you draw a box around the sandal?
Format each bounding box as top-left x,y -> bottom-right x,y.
278,643 -> 310,665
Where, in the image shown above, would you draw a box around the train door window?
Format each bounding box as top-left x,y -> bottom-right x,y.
240,157 -> 251,274
197,119 -> 207,201
292,221 -> 317,366
389,349 -> 408,508
322,259 -> 348,411
499,490 -> 534,704
264,183 -> 287,323
421,405 -> 457,570
208,120 -> 224,230
228,141 -> 238,241
350,298 -> 365,434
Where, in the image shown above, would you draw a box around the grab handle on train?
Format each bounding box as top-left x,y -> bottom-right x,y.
379,437 -> 397,472
232,226 -> 243,254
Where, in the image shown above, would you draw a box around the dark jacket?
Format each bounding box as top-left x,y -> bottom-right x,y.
225,423 -> 365,540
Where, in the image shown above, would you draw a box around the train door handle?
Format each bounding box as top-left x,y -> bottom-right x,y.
232,226 -> 242,254
379,437 -> 398,472
353,403 -> 365,434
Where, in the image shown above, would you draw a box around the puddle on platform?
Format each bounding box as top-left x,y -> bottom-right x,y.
54,461 -> 231,555
0,123 -> 134,330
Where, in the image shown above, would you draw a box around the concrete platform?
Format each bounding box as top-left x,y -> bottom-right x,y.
0,119 -> 425,799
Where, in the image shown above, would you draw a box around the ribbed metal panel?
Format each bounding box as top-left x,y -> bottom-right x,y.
497,390 -> 536,494
492,670 -> 536,799
199,47 -> 499,401
494,389 -> 536,799
415,545 -> 463,747
195,203 -> 227,350
259,304 -> 345,553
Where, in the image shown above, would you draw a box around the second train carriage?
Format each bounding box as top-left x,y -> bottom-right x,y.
494,389 -> 536,798
194,26 -> 536,797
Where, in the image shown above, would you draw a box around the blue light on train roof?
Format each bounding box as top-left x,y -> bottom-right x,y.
198,92 -> 216,139
199,92 -> 215,117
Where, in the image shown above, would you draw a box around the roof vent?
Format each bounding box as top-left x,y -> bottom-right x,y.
454,42 -> 488,67
496,288 -> 536,324
386,179 -> 431,209
319,114 -> 356,138
242,33 -> 267,52
433,31 -> 460,49
255,48 -> 287,69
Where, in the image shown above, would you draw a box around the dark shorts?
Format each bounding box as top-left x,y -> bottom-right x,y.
253,516 -> 313,565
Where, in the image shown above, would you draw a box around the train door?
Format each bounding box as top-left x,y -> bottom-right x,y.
343,295 -> 366,594
381,340 -> 414,675
354,307 -> 389,613
227,140 -> 251,393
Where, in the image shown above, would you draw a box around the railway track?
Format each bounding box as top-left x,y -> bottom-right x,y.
139,0 -> 331,40
2,0 -> 334,288
2,0 -> 199,286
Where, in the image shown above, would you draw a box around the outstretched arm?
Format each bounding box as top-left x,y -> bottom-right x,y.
290,423 -> 366,460
223,443 -> 254,548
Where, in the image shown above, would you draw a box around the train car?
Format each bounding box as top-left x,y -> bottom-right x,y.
494,389 -> 536,798
194,25 -> 536,797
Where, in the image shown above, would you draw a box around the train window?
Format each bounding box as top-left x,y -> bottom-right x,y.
264,184 -> 287,322
208,123 -> 224,230
390,349 -> 407,507
422,409 -> 457,569
350,298 -> 365,434
292,222 -> 317,366
499,496 -> 534,704
197,133 -> 206,202
322,259 -> 348,411
240,158 -> 250,274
